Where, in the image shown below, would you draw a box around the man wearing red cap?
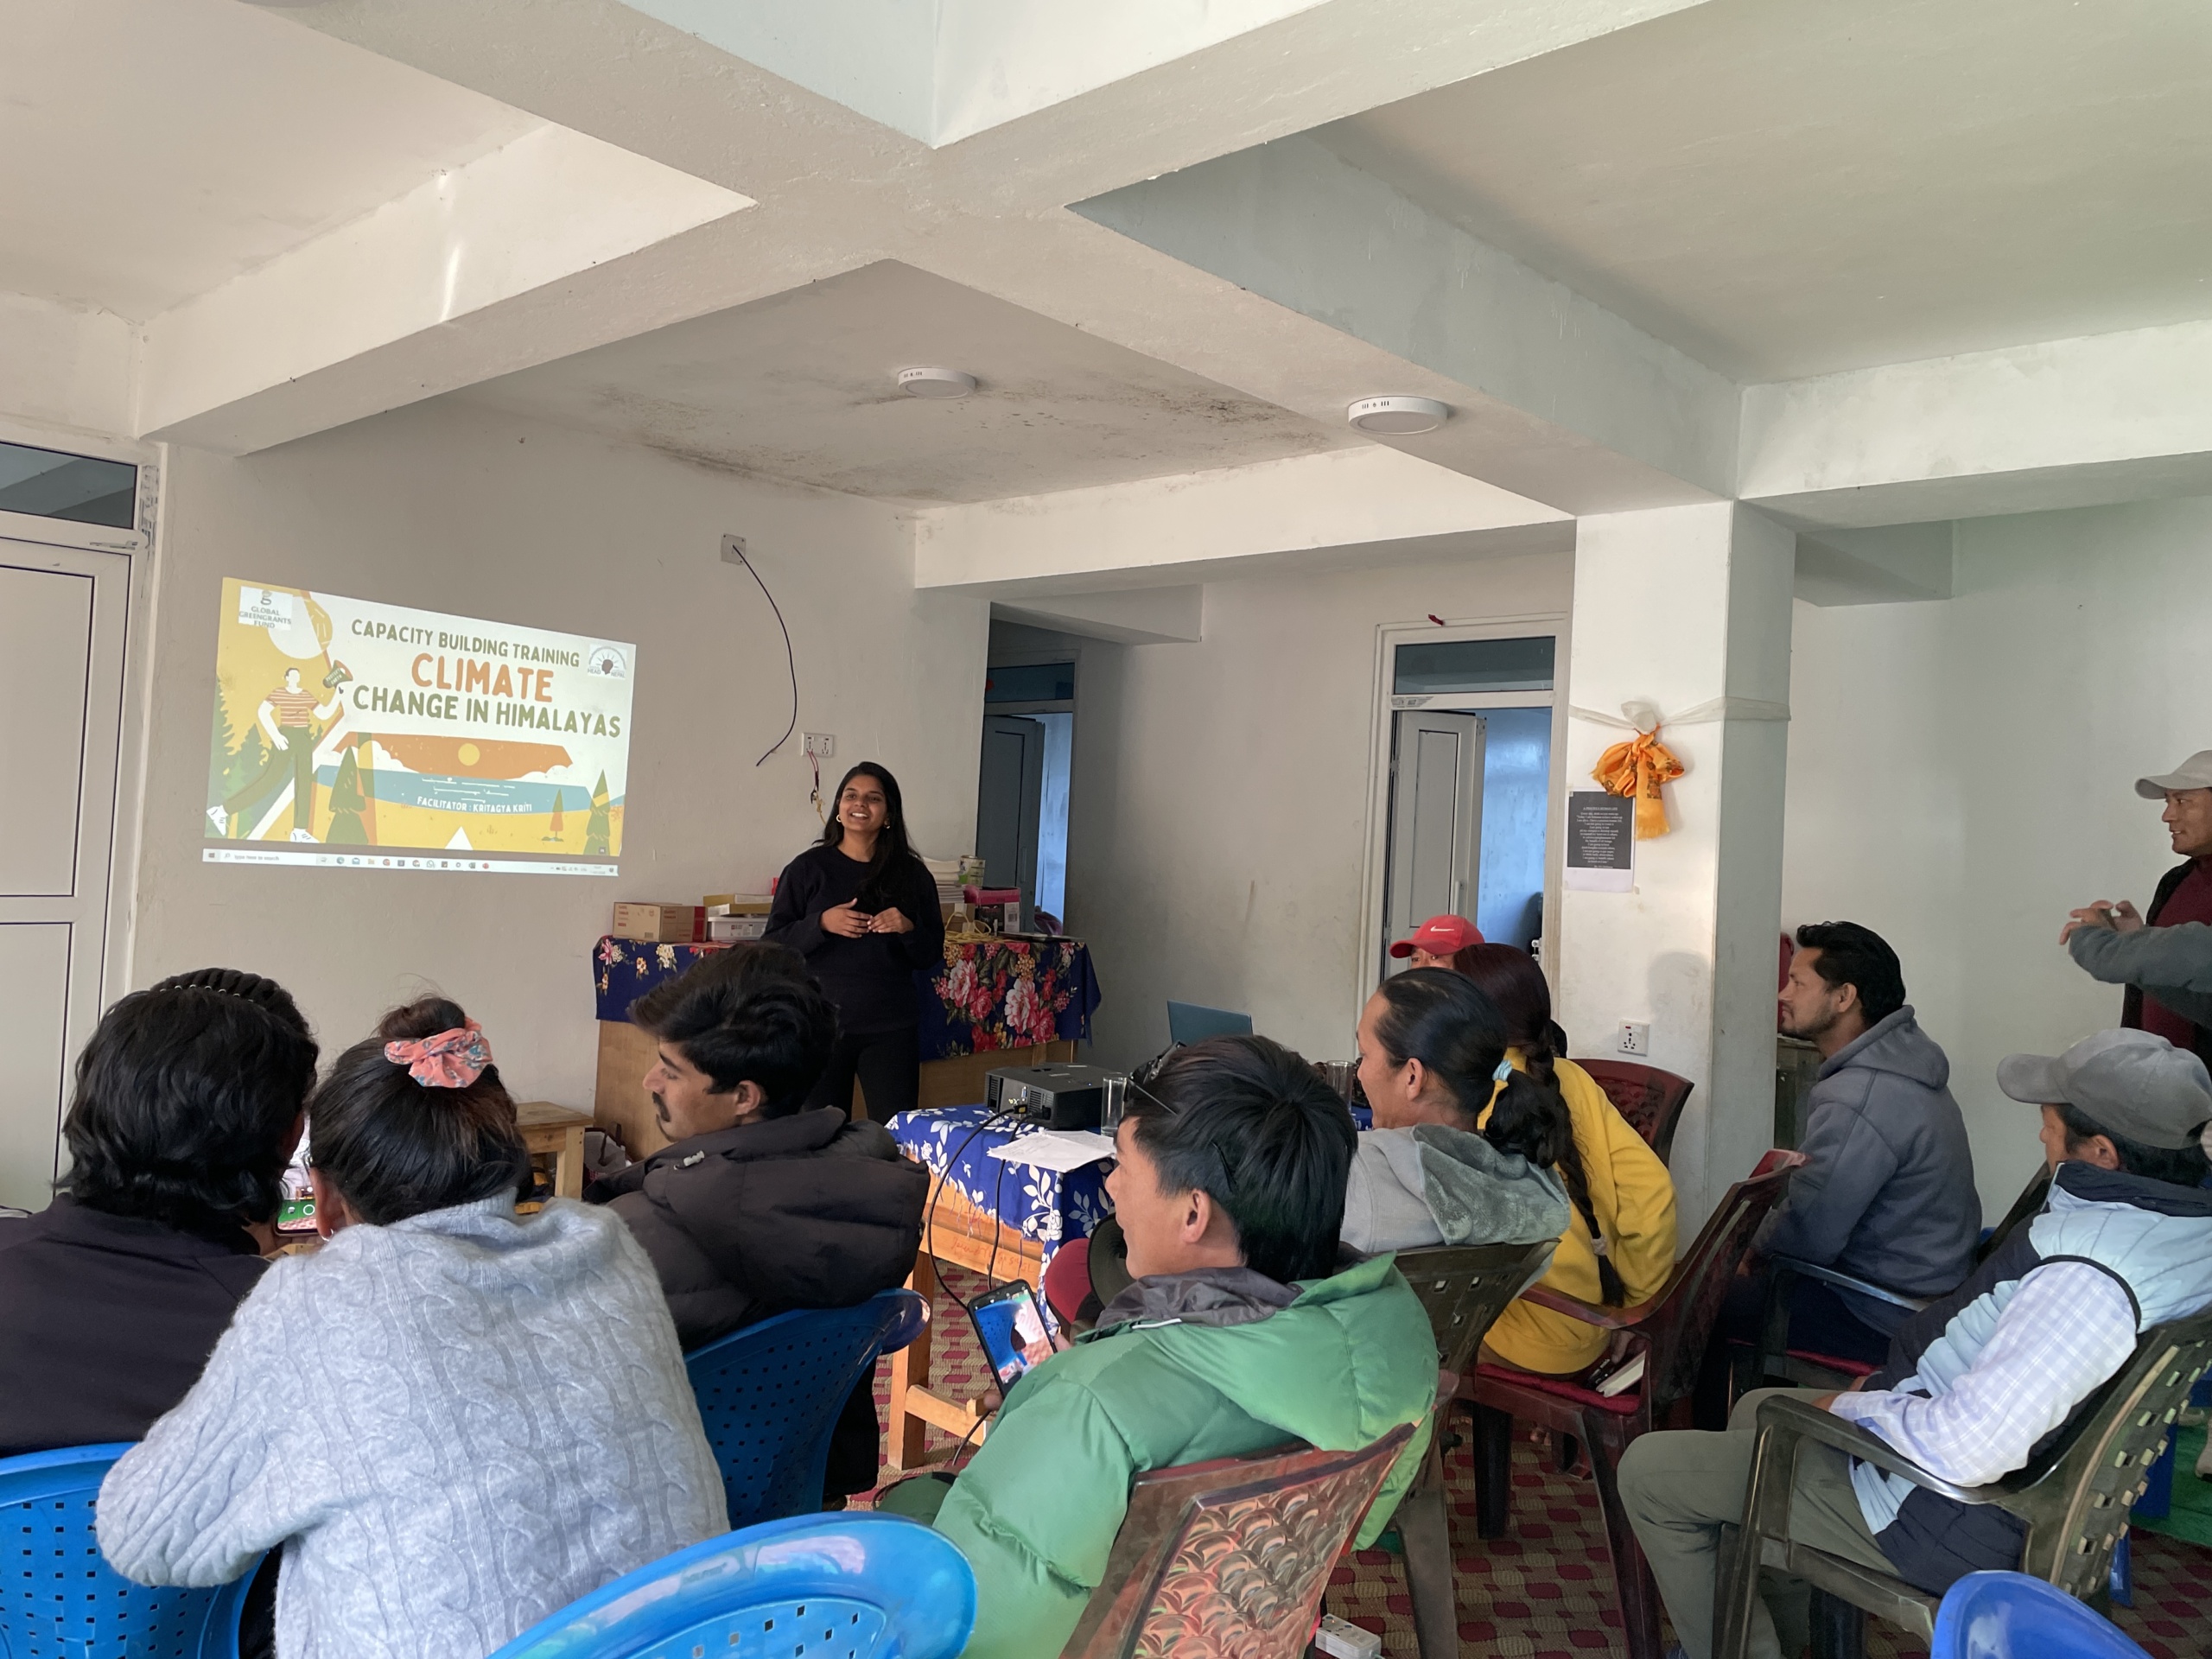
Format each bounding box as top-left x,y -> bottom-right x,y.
1389,914 -> 1483,969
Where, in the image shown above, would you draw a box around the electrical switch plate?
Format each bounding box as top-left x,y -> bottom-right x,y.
803,733 -> 835,758
1618,1021 -> 1650,1056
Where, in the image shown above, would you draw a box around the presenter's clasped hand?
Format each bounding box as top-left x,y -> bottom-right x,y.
822,900 -> 874,938
2060,899 -> 2143,944
867,906 -> 915,935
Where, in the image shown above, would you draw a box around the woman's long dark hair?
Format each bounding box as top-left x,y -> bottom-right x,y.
1375,964 -> 1624,1305
1446,944 -> 1624,1304
819,761 -> 922,906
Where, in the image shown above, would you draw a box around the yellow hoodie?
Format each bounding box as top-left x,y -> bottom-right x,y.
1478,1052 -> 1679,1374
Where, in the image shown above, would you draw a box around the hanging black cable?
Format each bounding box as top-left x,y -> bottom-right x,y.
725,536 -> 799,766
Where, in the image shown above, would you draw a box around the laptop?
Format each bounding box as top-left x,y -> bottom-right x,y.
1166,1000 -> 1255,1046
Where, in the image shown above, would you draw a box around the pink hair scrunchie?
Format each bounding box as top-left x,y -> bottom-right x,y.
384,1021 -> 493,1089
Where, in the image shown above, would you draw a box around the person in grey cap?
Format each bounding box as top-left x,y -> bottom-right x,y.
2063,750 -> 2212,1068
1618,1028 -> 2212,1659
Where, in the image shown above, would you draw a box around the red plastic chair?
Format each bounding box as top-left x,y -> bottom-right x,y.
1463,1151 -> 1808,1659
1571,1059 -> 1695,1165
1059,1424 -> 1415,1659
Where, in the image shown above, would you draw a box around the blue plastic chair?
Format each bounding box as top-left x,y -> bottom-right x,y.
487,1512 -> 974,1659
685,1287 -> 928,1529
0,1443 -> 262,1659
1932,1573 -> 2148,1659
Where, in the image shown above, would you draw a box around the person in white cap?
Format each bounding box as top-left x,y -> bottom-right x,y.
2063,751 -> 2212,1067
1618,1029 -> 2212,1659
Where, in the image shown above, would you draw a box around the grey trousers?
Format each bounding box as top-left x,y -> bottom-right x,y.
1617,1389 -> 1896,1659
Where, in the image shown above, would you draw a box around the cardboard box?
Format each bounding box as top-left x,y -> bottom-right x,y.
611,902 -> 703,942
706,913 -> 770,942
702,893 -> 775,917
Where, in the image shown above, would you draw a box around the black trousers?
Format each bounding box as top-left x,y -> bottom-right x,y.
807,1027 -> 921,1124
1693,1268 -> 1895,1427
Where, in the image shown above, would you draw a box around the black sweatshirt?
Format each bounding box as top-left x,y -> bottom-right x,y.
0,1197 -> 269,1456
765,842 -> 944,1033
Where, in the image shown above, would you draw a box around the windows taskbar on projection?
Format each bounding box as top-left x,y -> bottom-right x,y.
203,847 -> 619,876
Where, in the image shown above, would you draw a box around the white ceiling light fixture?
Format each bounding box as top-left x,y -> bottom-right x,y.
1347,395 -> 1450,435
897,366 -> 977,399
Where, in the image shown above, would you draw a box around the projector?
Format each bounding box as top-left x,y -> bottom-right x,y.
986,1064 -> 1122,1130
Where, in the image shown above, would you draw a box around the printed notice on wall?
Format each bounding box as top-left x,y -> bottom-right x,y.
204,578 -> 635,876
1564,790 -> 1635,892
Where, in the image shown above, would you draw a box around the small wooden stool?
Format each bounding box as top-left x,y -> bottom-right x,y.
514,1101 -> 594,1200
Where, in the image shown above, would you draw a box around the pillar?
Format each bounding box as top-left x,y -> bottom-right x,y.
1556,502 -> 1796,1226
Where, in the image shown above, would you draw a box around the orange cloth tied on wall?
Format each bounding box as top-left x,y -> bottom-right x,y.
1593,728 -> 1684,838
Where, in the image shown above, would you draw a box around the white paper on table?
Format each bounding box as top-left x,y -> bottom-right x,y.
987,1129 -> 1117,1173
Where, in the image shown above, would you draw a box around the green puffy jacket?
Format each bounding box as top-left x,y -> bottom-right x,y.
932,1252 -> 1438,1659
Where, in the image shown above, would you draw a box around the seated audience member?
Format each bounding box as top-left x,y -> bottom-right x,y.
588,942 -> 927,1499
98,997 -> 725,1659
2064,751 -> 2212,1065
909,1035 -> 1438,1659
0,969 -> 316,1456
1452,945 -> 1679,1375
1759,922 -> 1980,1358
1389,912 -> 1483,969
1341,966 -> 1571,1255
1620,1029 -> 2212,1659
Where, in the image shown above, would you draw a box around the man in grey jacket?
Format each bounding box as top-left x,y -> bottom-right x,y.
1758,921 -> 1981,1359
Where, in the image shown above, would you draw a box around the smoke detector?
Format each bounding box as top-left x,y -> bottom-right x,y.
1347,395 -> 1450,435
897,366 -> 977,399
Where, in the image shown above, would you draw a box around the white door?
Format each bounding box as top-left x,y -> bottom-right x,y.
1383,709 -> 1484,973
0,541 -> 130,1211
976,713 -> 1046,929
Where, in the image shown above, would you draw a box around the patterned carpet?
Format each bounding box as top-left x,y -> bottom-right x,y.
865,1269 -> 2212,1658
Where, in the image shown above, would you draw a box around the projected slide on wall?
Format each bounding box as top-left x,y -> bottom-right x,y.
204,579 -> 635,876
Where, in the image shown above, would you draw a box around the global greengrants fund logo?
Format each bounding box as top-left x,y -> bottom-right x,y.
585,645 -> 629,680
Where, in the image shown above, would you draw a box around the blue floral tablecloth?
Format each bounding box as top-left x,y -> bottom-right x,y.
593,935 -> 1099,1062
887,1103 -> 1111,1285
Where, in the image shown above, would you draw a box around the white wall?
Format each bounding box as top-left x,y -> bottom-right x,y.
130,400 -> 988,1107
1062,548 -> 1573,1069
1782,495 -> 2212,1216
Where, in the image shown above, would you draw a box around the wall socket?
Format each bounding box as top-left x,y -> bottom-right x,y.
1618,1021 -> 1651,1056
802,732 -> 835,759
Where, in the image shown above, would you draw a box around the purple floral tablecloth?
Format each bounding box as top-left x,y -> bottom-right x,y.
593,934 -> 1099,1063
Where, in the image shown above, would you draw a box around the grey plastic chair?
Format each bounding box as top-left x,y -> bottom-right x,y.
1715,1308 -> 2212,1659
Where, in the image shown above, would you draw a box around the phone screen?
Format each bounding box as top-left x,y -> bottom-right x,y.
969,1281 -> 1058,1386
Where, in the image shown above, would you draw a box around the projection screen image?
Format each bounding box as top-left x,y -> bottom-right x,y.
204,579 -> 636,876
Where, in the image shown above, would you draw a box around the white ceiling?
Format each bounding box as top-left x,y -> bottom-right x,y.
1314,0 -> 2212,382
0,0 -> 539,321
456,261 -> 1360,504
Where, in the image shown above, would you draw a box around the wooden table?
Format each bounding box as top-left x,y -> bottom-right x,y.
885,1170 -> 1046,1472
514,1100 -> 593,1199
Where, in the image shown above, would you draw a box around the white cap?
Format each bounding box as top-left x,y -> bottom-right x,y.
2134,751 -> 2212,799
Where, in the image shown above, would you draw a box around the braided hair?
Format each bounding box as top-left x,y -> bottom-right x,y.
1370,969 -> 1627,1299
1449,944 -> 1625,1305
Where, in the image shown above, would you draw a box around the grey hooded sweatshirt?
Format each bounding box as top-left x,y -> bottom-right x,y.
1341,1122 -> 1572,1257
1759,1005 -> 1981,1332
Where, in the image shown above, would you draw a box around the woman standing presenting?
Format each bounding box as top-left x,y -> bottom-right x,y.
766,762 -> 944,1122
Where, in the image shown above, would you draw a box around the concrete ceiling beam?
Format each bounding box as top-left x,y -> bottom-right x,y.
912,444 -> 1568,594
1065,135 -> 1738,511
136,123 -> 753,454
1739,320 -> 2212,528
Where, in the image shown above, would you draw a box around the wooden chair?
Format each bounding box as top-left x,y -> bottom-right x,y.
1390,1240 -> 1560,1659
1463,1151 -> 1808,1659
1716,1308 -> 2212,1659
1059,1423 -> 1415,1659
1572,1059 -> 1695,1165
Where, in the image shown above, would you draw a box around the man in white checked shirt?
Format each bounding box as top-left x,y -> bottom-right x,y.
1619,1029 -> 2212,1659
